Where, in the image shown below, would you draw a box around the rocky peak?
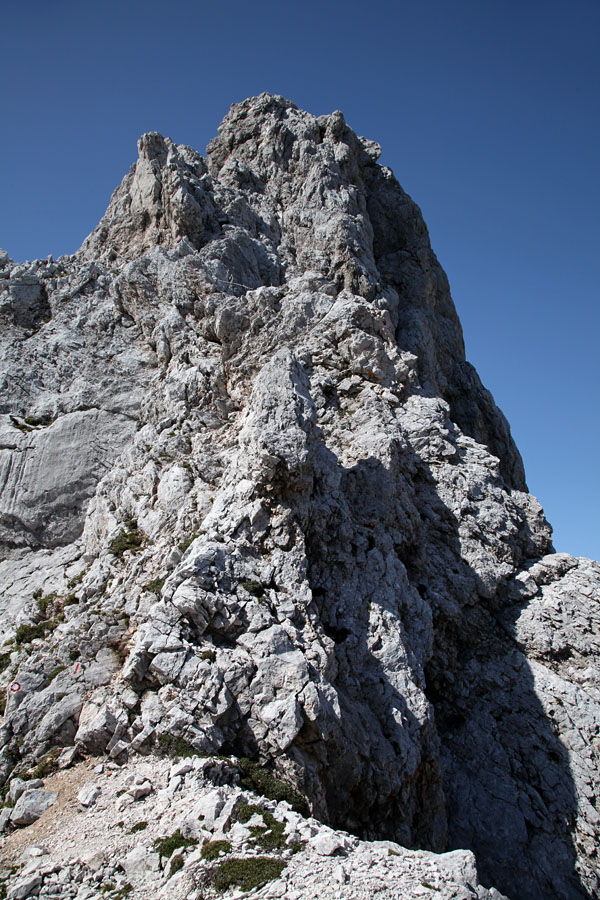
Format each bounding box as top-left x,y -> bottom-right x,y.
0,95 -> 598,900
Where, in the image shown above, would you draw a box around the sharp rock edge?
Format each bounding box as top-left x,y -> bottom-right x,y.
0,93 -> 598,900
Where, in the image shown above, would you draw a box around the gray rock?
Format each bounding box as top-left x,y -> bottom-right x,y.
7,873 -> 42,900
127,779 -> 152,800
0,806 -> 12,832
9,777 -> 27,803
121,846 -> 161,881
309,828 -> 349,856
74,704 -> 117,753
10,789 -> 58,826
77,784 -> 101,807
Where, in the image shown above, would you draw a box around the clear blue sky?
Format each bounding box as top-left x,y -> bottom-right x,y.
1,0 -> 598,560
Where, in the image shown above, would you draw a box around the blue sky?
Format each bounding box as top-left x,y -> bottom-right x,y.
1,0 -> 598,559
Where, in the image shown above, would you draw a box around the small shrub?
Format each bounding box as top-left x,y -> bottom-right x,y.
213,857 -> 286,893
9,415 -> 33,433
156,733 -> 197,759
35,592 -> 56,617
129,821 -> 148,833
143,577 -> 165,594
239,759 -> 308,814
201,840 -> 232,861
200,649 -> 216,662
24,415 -> 52,427
0,653 -> 11,674
169,854 -> 184,876
109,522 -> 144,557
67,571 -> 85,588
235,804 -> 286,851
15,620 -> 57,645
32,753 -> 60,779
153,829 -> 197,859
241,580 -> 264,598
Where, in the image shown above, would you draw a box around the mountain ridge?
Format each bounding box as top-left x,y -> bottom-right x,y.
0,93 -> 598,900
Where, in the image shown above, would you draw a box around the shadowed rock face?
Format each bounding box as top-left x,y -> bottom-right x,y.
0,94 -> 598,900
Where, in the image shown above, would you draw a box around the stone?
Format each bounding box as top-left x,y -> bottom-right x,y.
309,828 -> 348,856
77,784 -> 101,807
9,777 -> 27,803
0,807 -> 12,832
7,873 -> 42,900
58,746 -> 80,769
74,704 -> 117,753
10,789 -> 58,826
122,846 -> 161,881
127,779 -> 152,800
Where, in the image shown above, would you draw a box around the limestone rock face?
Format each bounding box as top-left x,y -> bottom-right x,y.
0,94 -> 597,900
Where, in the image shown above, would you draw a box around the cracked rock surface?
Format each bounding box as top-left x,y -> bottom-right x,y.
0,93 -> 598,900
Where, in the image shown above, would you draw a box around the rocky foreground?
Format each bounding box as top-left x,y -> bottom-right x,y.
0,753 -> 508,900
0,93 -> 598,899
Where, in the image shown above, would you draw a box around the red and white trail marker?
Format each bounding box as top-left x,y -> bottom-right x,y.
3,680 -> 21,718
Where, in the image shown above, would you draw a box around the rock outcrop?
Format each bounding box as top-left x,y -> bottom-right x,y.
0,93 -> 598,900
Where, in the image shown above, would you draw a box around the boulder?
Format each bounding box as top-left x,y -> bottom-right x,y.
10,789 -> 58,826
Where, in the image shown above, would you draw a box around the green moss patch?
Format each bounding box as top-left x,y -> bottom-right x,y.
35,592 -> 58,617
48,664 -> 67,682
178,531 -> 199,553
169,854 -> 184,876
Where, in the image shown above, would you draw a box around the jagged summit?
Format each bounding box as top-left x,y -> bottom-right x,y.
0,96 -> 598,900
